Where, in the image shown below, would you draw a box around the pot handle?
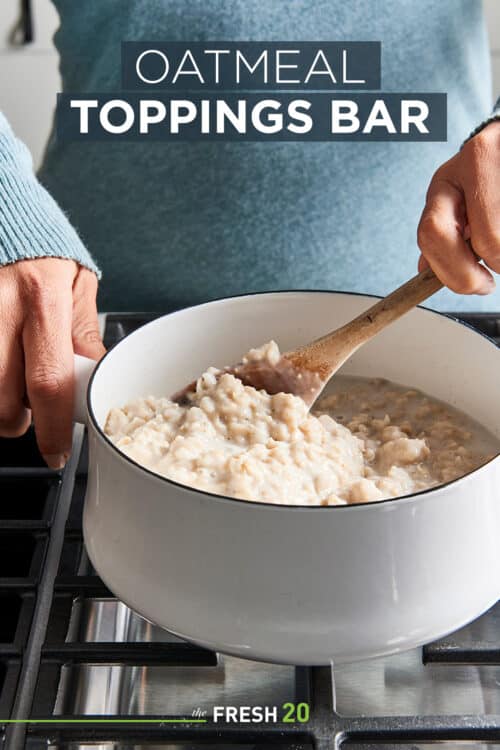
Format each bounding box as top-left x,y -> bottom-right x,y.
74,354 -> 98,424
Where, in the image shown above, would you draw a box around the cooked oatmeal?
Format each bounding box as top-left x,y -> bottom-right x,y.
104,341 -> 499,505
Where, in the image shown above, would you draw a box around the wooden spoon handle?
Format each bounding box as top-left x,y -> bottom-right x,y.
335,266 -> 443,343
294,268 -> 443,375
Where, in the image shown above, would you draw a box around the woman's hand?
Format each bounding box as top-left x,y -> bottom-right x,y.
0,258 -> 105,468
417,121 -> 500,294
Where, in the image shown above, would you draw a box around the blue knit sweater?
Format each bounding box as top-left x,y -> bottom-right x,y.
0,0 -> 499,311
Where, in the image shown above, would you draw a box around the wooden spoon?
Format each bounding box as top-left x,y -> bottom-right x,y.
173,267 -> 443,407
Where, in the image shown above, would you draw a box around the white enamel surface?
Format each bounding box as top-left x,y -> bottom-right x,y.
83,293 -> 500,664
73,354 -> 97,424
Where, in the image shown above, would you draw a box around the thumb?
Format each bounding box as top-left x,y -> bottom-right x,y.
72,268 -> 106,360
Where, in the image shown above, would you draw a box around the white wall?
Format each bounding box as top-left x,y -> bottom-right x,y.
0,0 -> 499,167
0,0 -> 60,166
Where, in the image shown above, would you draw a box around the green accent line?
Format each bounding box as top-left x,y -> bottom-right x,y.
0,719 -> 208,724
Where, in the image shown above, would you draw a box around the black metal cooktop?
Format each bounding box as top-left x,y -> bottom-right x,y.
0,312 -> 499,750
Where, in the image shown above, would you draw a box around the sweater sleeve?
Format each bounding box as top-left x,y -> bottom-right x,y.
463,95 -> 500,144
0,112 -> 101,277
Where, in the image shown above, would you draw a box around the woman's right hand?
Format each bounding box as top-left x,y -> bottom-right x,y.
0,258 -> 105,468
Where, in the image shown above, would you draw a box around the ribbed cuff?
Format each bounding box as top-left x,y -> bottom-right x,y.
0,116 -> 101,278
463,96 -> 500,146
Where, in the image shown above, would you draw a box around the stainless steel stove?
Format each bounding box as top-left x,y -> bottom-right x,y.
0,311 -> 499,750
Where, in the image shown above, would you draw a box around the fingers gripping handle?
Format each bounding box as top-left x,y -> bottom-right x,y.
73,354 -> 97,424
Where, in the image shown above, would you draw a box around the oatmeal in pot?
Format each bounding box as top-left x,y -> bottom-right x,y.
104,341 -> 499,505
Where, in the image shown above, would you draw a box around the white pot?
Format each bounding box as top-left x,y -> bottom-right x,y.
76,292 -> 500,665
